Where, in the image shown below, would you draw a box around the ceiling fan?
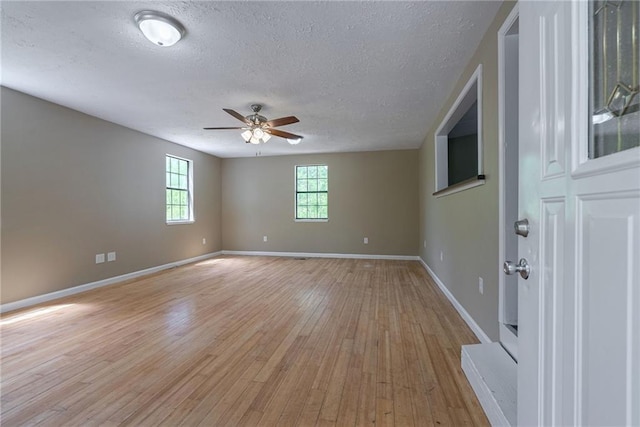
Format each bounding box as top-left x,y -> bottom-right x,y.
204,104 -> 303,145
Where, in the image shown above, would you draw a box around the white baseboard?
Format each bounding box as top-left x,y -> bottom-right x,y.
221,250 -> 419,261
418,258 -> 491,344
1,251 -> 223,314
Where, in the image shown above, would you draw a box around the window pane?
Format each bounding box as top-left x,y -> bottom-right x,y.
297,193 -> 308,205
307,179 -> 318,192
170,157 -> 179,172
318,179 -> 328,191
166,189 -> 172,204
180,206 -> 187,219
166,172 -> 171,186
297,166 -> 307,179
318,166 -> 328,178
166,205 -> 172,221
589,0 -> 640,158
179,160 -> 188,175
318,206 -> 328,218
318,193 -> 328,206
172,205 -> 181,219
297,179 -> 307,192
179,175 -> 187,189
308,206 -> 318,218
307,193 -> 318,206
171,190 -> 181,205
297,206 -> 308,218
308,166 -> 318,178
166,156 -> 171,171
180,191 -> 188,205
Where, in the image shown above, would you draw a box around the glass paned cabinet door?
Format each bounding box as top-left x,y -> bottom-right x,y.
589,0 -> 640,159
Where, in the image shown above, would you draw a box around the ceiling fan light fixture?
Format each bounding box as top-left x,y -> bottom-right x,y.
253,128 -> 265,139
204,105 -> 303,146
241,130 -> 252,142
134,11 -> 185,47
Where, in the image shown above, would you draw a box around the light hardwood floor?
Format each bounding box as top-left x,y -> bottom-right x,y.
1,256 -> 488,426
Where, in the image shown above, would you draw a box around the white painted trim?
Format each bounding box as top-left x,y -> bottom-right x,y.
222,250 -> 419,261
0,251 -> 223,314
433,178 -> 485,198
434,64 -> 483,192
497,3 -> 520,358
462,343 -> 517,426
419,258 -> 491,343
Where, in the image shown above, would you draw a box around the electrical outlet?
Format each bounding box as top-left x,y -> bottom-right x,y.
423,240 -> 427,248
364,237 -> 369,244
479,277 -> 484,294
107,252 -> 116,262
263,235 -> 268,242
202,238 -> 206,245
95,253 -> 105,264
440,251 -> 443,261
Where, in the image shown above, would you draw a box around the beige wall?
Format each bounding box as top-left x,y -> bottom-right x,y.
419,1 -> 516,341
222,151 -> 418,255
1,87 -> 222,304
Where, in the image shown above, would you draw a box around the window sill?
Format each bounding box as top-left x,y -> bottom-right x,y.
433,175 -> 485,198
166,220 -> 195,225
295,219 -> 329,223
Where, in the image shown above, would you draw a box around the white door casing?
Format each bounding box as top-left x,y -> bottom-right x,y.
519,1 -> 639,426
498,4 -> 520,362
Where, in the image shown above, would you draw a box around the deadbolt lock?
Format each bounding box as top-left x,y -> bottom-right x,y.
514,218 -> 530,237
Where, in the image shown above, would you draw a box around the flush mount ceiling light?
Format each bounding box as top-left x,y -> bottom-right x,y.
134,11 -> 185,47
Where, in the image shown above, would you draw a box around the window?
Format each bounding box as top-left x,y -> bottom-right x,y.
588,0 -> 639,159
296,165 -> 328,220
166,155 -> 193,223
434,64 -> 485,197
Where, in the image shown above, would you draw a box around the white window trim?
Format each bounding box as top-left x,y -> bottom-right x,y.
166,154 -> 195,225
434,64 -> 484,195
294,164 -> 329,222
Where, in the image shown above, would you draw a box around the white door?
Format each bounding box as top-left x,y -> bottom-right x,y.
518,1 -> 639,425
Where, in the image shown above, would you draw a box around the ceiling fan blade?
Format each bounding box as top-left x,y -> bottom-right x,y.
203,127 -> 245,130
266,128 -> 303,140
223,108 -> 251,124
265,116 -> 299,128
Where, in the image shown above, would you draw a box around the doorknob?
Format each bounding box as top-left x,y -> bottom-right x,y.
503,258 -> 531,279
514,218 -> 530,237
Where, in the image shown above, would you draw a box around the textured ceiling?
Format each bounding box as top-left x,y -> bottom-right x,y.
1,1 -> 501,158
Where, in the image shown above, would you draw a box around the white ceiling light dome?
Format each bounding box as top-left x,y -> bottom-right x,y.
134,11 -> 185,47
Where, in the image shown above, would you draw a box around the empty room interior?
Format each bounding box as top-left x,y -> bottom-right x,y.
2,1 -> 639,426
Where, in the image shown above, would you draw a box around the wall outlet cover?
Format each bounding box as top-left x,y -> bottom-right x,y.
95,253 -> 105,264
107,252 -> 116,262
364,237 -> 369,244
263,236 -> 268,242
202,238 -> 206,245
479,277 -> 484,294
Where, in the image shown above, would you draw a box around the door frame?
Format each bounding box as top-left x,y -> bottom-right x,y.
497,3 -> 520,361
